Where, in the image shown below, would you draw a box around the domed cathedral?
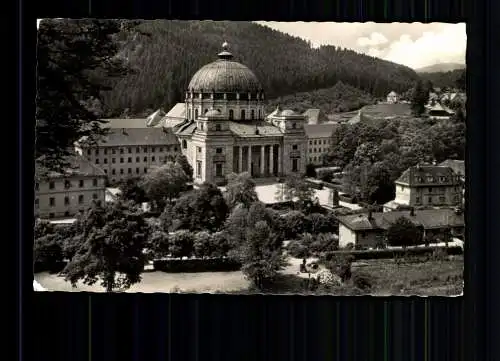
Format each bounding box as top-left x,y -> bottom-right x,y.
169,42 -> 308,185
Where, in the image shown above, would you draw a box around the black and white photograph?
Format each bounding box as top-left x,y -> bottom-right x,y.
33,20 -> 466,296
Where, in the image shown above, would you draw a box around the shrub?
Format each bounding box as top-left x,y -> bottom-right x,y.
325,254 -> 354,282
351,272 -> 374,290
193,231 -> 212,258
169,230 -> 194,258
210,231 -> 232,258
287,240 -> 310,259
281,211 -> 309,239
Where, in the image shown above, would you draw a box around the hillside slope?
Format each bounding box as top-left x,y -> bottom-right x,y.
416,63 -> 465,73
419,68 -> 466,90
104,20 -> 420,117
266,81 -> 376,114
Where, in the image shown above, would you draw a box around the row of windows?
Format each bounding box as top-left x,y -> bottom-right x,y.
35,193 -> 100,208
190,108 -> 262,121
415,195 -> 459,204
103,168 -> 148,176
94,155 -> 164,165
309,156 -> 322,163
401,185 -> 461,193
309,139 -> 330,146
309,147 -> 325,154
87,145 -> 177,156
415,175 -> 459,183
36,179 -> 99,191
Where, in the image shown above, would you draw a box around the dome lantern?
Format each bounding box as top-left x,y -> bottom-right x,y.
218,41 -> 233,60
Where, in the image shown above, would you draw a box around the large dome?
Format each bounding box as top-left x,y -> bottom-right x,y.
188,43 -> 262,93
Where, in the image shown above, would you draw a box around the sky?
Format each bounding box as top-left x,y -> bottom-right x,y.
255,22 -> 466,70
38,20 -> 466,70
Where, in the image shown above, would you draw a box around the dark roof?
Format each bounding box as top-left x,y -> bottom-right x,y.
338,208 -> 464,231
396,165 -> 461,187
80,128 -> 178,147
35,155 -> 106,180
101,118 -> 149,129
175,121 -> 197,136
188,46 -> 262,93
439,160 -> 465,176
304,123 -> 339,138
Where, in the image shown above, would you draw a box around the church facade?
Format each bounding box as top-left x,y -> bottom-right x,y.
165,43 -> 308,185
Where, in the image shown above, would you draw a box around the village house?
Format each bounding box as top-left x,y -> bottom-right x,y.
426,103 -> 455,120
386,91 -> 400,104
304,123 -> 338,165
35,156 -> 107,219
383,164 -> 463,212
337,208 -> 465,248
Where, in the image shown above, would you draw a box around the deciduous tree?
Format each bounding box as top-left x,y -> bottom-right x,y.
386,216 -> 423,248
224,172 -> 258,210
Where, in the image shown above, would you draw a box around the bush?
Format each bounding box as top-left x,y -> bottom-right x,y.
351,272 -> 374,290
286,240 -> 310,259
325,254 -> 354,282
153,257 -> 241,272
169,230 -> 194,258
193,231 -> 212,258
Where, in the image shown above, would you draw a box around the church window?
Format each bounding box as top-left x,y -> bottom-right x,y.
241,110 -> 246,120
182,140 -> 187,149
215,163 -> 223,177
216,148 -> 223,154
229,109 -> 234,120
251,110 -> 255,119
215,124 -> 221,131
195,109 -> 199,119
292,144 -> 298,150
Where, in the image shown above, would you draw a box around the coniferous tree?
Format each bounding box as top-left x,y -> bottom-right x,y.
410,80 -> 429,116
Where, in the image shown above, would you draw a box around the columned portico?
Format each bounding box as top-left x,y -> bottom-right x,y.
247,146 -> 252,173
277,145 -> 282,174
260,145 -> 265,175
269,145 -> 275,175
238,146 -> 243,173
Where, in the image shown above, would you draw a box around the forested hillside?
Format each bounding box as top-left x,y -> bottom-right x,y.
103,20 -> 419,117
266,81 -> 376,114
419,69 -> 466,90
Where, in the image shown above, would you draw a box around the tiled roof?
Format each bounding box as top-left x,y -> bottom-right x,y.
35,155 -> 106,180
439,160 -> 465,176
395,165 -> 461,187
229,120 -> 283,137
304,123 -> 339,138
101,118 -> 149,129
338,208 -> 464,231
176,121 -> 197,136
80,128 -> 179,147
303,108 -> 328,124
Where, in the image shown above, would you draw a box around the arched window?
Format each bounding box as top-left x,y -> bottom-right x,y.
195,109 -> 199,119
182,140 -> 187,149
251,109 -> 255,120
229,109 -> 234,120
241,109 -> 246,120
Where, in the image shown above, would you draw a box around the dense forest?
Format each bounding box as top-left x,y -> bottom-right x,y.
266,81 -> 376,114
102,20 -> 420,117
418,69 -> 466,90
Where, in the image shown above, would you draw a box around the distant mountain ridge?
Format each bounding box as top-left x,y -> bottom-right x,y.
416,63 -> 465,73
103,20 -> 420,117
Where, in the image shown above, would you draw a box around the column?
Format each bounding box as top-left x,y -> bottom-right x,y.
277,145 -> 282,175
260,145 -> 265,176
247,146 -> 252,173
238,146 -> 243,173
269,145 -> 274,175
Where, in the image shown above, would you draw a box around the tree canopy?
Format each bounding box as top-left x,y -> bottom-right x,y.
62,200 -> 149,292
224,172 -> 259,210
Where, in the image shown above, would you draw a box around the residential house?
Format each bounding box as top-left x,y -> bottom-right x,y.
386,91 -> 400,104
337,208 -> 465,248
304,123 -> 338,165
383,164 -> 462,212
426,103 -> 454,120
35,156 -> 106,219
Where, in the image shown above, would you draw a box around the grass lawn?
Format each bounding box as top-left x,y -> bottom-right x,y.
35,255 -> 463,296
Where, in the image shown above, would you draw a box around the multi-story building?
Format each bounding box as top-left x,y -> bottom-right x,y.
75,127 -> 180,184
35,156 -> 106,219
163,42 -> 308,184
383,164 -> 463,212
304,123 -> 338,165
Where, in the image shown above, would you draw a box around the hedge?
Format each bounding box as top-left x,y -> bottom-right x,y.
322,246 -> 463,261
153,257 -> 241,273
